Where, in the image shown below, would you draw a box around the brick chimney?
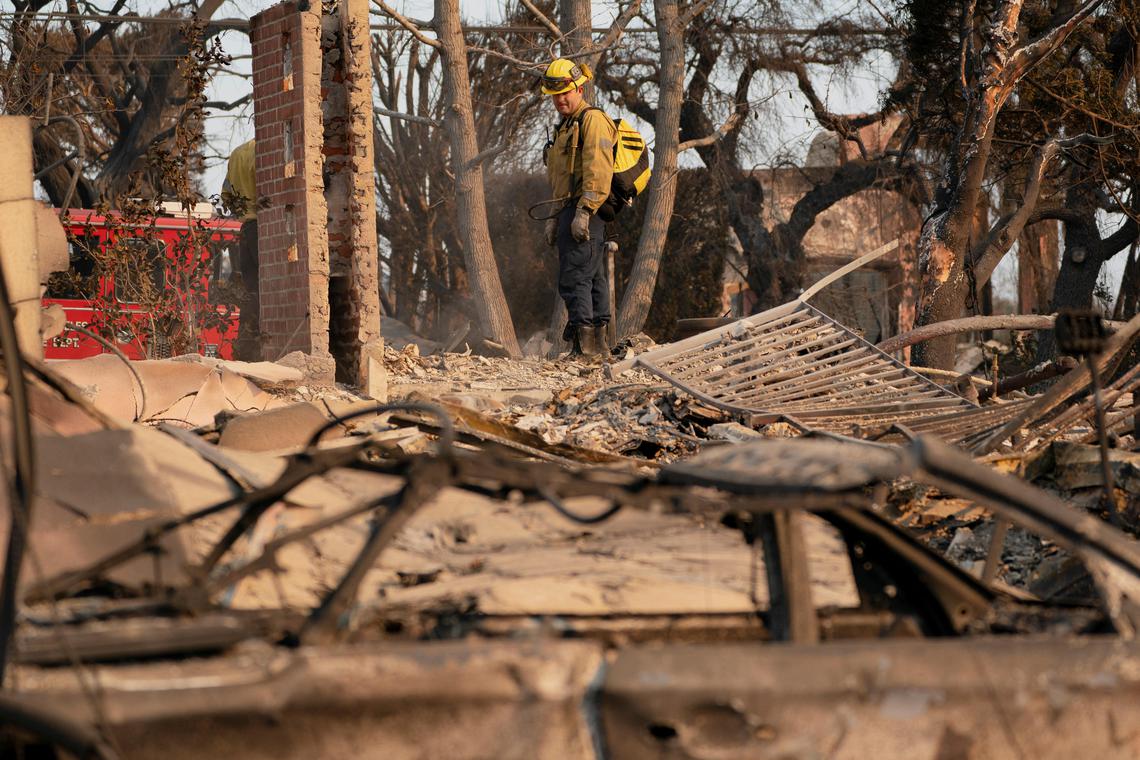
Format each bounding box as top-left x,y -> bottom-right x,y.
250,1 -> 383,395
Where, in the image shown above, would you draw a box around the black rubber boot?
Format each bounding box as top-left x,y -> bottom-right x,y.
594,323 -> 610,359
567,324 -> 584,357
576,324 -> 598,358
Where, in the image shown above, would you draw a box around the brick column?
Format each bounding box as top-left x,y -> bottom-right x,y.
249,1 -> 383,395
322,0 -> 384,393
250,4 -> 330,362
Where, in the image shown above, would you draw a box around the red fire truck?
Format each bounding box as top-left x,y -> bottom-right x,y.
43,203 -> 242,361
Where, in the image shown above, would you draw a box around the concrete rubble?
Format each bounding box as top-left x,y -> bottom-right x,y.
0,303 -> 1139,758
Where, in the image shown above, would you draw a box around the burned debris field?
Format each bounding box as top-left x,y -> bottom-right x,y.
3,0 -> 1140,756
0,300 -> 1135,759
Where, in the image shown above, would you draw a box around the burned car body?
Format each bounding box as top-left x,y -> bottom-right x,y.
4,431 -> 1140,759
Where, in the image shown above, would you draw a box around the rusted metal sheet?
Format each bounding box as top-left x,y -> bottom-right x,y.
602,637 -> 1140,759
662,437 -> 910,493
610,301 -> 1025,443
15,640 -> 604,760
16,635 -> 1140,760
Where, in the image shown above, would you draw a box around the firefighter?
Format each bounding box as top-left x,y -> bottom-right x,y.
541,58 -> 616,358
221,139 -> 259,360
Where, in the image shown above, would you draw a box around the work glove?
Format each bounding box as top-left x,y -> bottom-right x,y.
571,207 -> 591,242
544,218 -> 557,247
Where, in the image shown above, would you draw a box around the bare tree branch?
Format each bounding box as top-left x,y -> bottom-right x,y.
595,72 -> 656,123
466,141 -> 508,169
1009,0 -> 1110,81
372,0 -> 441,49
678,0 -> 715,29
1028,206 -> 1084,226
973,134 -> 1113,283
678,111 -> 741,152
1103,215 -> 1140,259
877,314 -> 1060,354
466,43 -> 540,69
194,0 -> 227,21
62,0 -> 127,73
594,0 -> 642,52
520,0 -> 561,38
785,59 -> 900,155
374,106 -> 440,127
204,94 -> 251,111
1024,76 -> 1140,131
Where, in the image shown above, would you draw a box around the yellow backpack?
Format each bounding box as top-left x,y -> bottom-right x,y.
577,108 -> 651,219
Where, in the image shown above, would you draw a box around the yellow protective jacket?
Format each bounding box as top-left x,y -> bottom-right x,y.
224,140 -> 257,222
545,101 -> 616,215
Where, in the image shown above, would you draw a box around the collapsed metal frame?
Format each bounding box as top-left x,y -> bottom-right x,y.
9,405 -> 1140,755
1007,360 -> 1140,453
18,419 -> 1140,655
610,300 -> 1031,444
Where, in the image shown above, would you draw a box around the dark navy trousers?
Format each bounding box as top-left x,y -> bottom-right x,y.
556,205 -> 610,327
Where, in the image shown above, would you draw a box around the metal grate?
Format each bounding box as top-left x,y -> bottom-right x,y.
612,300 -> 1030,443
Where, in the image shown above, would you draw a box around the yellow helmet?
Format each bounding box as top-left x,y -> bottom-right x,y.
540,58 -> 591,95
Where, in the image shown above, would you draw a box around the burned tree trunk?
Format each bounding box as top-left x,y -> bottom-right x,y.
433,0 -> 521,356
911,0 -> 1109,368
1116,246 -> 1140,321
615,0 -> 699,339
1016,221 -> 1060,315
1037,182 -> 1139,358
1051,187 -> 1109,313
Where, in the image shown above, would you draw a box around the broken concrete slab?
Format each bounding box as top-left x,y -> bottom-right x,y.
0,426 -> 240,592
217,401 -> 342,453
48,354 -> 283,425
49,354 -> 174,421
36,426 -> 236,517
40,302 -> 65,341
0,372 -> 115,438
276,351 -> 337,388
160,368 -> 232,428
171,354 -> 304,389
